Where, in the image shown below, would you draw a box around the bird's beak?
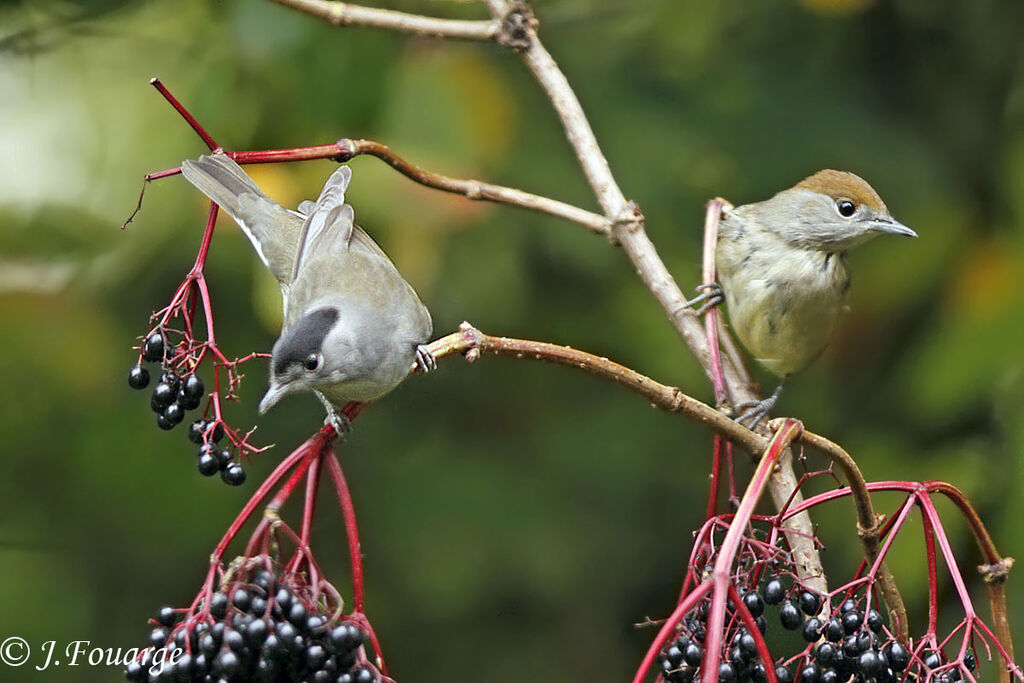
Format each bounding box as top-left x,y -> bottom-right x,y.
869,217 -> 917,238
258,381 -> 294,414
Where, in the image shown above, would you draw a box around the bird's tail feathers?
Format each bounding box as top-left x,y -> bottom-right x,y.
180,154 -> 269,219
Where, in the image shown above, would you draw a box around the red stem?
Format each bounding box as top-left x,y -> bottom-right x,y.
325,451 -> 366,613
150,78 -> 219,151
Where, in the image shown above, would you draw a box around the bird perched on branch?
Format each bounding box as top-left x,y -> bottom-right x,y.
181,153 -> 434,424
688,170 -> 916,426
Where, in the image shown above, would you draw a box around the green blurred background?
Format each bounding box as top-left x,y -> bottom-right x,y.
1,0 -> 1022,680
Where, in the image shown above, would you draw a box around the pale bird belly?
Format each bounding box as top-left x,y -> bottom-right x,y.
721,259 -> 845,378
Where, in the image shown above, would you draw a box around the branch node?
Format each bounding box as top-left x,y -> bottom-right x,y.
856,513 -> 886,540
333,139 -> 357,162
608,200 -> 644,246
496,1 -> 537,51
979,557 -> 1015,584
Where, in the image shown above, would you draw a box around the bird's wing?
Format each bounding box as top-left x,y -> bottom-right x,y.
181,154 -> 303,286
290,165 -> 356,283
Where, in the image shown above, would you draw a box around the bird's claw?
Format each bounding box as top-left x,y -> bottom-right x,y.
685,282 -> 724,316
415,344 -> 436,373
315,391 -> 351,437
735,398 -> 775,429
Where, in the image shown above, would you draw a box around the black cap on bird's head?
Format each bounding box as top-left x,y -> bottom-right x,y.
260,307 -> 340,413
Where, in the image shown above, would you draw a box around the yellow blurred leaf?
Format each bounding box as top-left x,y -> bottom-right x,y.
946,238 -> 1018,321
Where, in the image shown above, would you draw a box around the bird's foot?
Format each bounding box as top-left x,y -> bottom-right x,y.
315,391 -> 351,436
735,398 -> 777,429
734,382 -> 786,429
685,283 -> 724,316
415,344 -> 436,373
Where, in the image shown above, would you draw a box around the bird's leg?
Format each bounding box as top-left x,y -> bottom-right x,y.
315,391 -> 351,436
684,283 -> 725,316
735,380 -> 786,429
415,344 -> 436,373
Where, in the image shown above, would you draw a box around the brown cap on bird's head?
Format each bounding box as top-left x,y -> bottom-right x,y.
796,169 -> 888,214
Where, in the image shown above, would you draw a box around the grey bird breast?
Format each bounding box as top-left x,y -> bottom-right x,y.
716,210 -> 849,377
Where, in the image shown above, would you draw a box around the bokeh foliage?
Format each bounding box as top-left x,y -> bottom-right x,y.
0,0 -> 1022,681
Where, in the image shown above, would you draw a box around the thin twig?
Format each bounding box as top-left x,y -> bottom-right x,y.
334,139 -> 610,234
270,0 -> 500,41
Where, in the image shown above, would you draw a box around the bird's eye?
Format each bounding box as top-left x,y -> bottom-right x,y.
837,200 -> 857,218
303,354 -> 321,371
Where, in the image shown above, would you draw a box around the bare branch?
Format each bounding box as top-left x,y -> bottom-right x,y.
270,0 -> 500,41
335,139 -> 610,235
425,323 -> 765,454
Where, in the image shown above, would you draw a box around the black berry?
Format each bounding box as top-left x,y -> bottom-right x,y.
763,578 -> 785,605
839,599 -> 857,614
155,605 -> 176,627
188,419 -> 207,445
816,643 -> 840,668
841,609 -> 863,634
163,402 -> 185,426
743,592 -> 765,618
222,462 -> 247,486
719,663 -> 737,682
799,590 -> 822,616
780,601 -> 802,630
884,642 -> 910,671
182,373 -> 205,401
129,365 -> 150,390
799,663 -> 821,683
152,381 -> 175,409
683,642 -> 702,667
802,616 -> 822,642
197,450 -> 219,476
866,609 -> 884,633
824,618 -> 843,642
142,331 -> 164,362
859,650 -> 884,676
776,665 -> 794,683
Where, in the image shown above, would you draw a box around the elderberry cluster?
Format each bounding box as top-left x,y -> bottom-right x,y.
659,575 -> 980,683
129,330 -> 205,430
125,568 -> 379,683
129,329 -> 246,486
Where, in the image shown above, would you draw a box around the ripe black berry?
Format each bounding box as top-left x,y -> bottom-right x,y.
148,627 -> 168,648
762,578 -> 785,605
799,590 -> 822,615
155,605 -> 176,627
683,642 -> 702,667
719,663 -> 737,682
776,665 -> 794,683
128,365 -> 150,390
666,645 -> 684,666
210,592 -> 228,619
923,651 -> 942,670
223,628 -> 245,652
738,631 -> 757,657
839,599 -> 857,614
217,449 -> 233,470
755,615 -> 767,634
245,617 -> 269,647
156,412 -> 175,431
843,635 -> 862,658
160,372 -> 181,395
307,643 -> 329,670
780,601 -> 802,630
182,373 -> 205,401
351,668 -> 376,683
163,402 -> 184,426
816,643 -> 840,668
841,609 -> 863,634
197,450 -> 219,476
152,381 -> 175,409
964,651 -> 976,671
188,419 -> 207,444
222,462 -> 247,486
859,650 -> 884,676
884,642 -> 909,671
142,332 -> 165,362
866,609 -> 884,633
821,669 -> 838,683
802,616 -> 823,642
799,663 -> 821,683
178,388 -> 202,411
743,592 -> 765,618
213,649 -> 241,678
824,618 -> 843,642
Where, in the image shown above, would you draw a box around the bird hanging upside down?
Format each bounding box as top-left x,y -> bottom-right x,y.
688,170 -> 916,426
